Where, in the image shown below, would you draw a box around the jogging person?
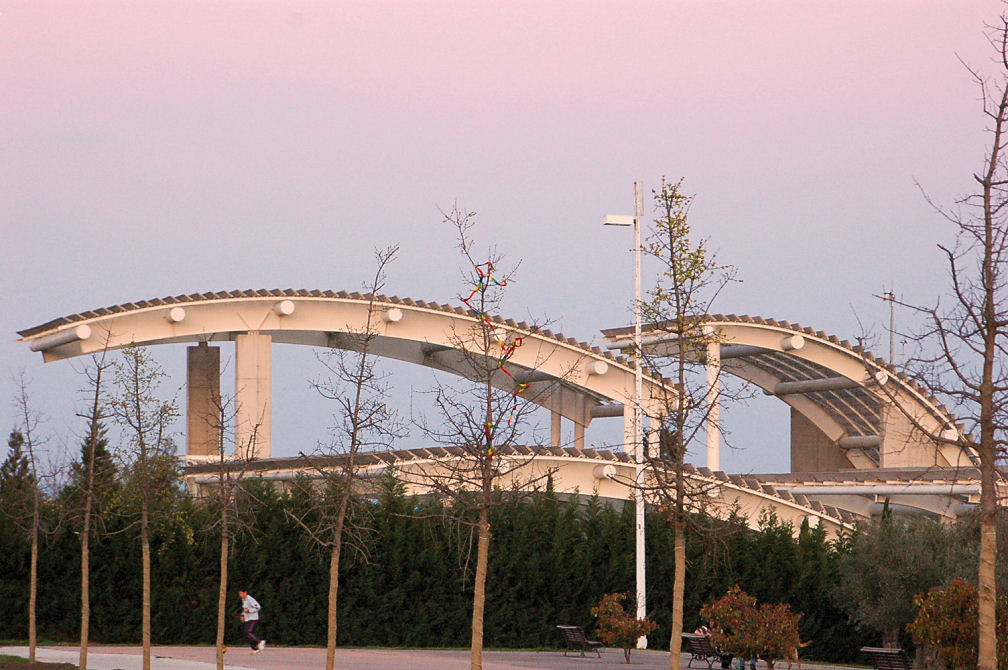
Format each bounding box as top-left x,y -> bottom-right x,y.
238,588 -> 266,652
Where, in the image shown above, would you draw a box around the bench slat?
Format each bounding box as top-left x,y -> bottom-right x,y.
556,625 -> 602,658
683,633 -> 732,670
860,646 -> 911,670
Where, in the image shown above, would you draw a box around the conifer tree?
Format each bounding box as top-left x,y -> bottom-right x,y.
0,428 -> 35,652
1,430 -> 32,493
71,421 -> 117,501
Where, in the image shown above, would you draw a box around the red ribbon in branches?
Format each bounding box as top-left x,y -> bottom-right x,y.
462,262 -> 529,456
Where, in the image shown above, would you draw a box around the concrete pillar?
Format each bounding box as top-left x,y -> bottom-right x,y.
187,343 -> 221,460
235,332 -> 271,459
791,409 -> 853,472
551,410 -> 562,448
880,403 -> 933,468
705,340 -> 721,472
623,400 -> 634,455
574,421 -> 585,450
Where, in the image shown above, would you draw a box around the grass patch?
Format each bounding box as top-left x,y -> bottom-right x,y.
0,655 -> 77,670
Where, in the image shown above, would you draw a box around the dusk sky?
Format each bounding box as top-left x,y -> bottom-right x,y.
2,1 -> 1003,474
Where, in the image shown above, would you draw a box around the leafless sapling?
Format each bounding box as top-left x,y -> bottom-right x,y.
287,246 -> 406,670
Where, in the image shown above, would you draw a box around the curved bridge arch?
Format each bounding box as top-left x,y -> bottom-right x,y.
602,315 -> 974,472
17,290 -> 987,527
17,289 -> 668,458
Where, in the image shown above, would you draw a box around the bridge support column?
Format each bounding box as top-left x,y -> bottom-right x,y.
187,342 -> 221,460
706,340 -> 721,472
623,401 -> 634,454
551,410 -> 562,448
235,332 -> 272,459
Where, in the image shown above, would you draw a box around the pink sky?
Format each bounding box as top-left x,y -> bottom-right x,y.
1,1 -> 1003,473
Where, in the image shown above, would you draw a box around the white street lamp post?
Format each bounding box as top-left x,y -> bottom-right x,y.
604,181 -> 646,647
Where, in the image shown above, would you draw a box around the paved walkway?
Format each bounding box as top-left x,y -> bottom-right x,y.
1,645 -> 686,669
0,645 -> 858,670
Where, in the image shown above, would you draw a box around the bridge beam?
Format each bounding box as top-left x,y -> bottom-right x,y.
838,435 -> 883,450
591,403 -> 625,418
29,324 -> 92,353
771,371 -> 889,396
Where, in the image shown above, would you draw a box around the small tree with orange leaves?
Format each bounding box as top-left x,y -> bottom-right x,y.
907,579 -> 1008,670
592,592 -> 658,664
701,586 -> 802,670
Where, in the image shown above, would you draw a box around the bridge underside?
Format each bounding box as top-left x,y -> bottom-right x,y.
601,315 -> 976,473
184,445 -> 1000,536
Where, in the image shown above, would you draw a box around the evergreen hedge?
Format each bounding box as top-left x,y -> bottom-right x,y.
0,477 -> 864,662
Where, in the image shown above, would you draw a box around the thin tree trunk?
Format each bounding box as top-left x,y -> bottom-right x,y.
79,500 -> 90,670
29,517 -> 37,663
976,459 -> 996,670
79,356 -> 105,670
216,512 -> 229,670
326,536 -> 342,670
326,495 -> 351,670
471,507 -> 490,670
668,513 -> 685,670
977,227 -> 997,670
142,505 -> 152,670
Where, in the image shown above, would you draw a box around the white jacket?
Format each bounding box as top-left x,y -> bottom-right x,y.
241,594 -> 261,621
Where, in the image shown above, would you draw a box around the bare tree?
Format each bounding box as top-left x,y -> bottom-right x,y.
404,208 -> 558,670
71,343 -> 116,670
287,246 -> 405,670
898,15 -> 1008,669
195,387 -> 261,670
5,371 -> 50,663
634,177 -> 741,668
109,344 -> 181,670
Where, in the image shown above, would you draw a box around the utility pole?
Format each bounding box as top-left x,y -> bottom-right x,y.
876,288 -> 896,363
603,182 -> 647,648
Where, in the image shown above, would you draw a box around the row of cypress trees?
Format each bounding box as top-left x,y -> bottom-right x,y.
0,467 -> 867,662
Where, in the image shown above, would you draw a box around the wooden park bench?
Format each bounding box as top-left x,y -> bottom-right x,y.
556,624 -> 602,657
860,647 -> 912,670
683,633 -> 732,669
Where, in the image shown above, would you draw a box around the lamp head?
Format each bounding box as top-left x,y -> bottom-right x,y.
603,214 -> 634,226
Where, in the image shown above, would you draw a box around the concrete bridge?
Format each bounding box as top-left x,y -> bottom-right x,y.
182,445 -> 859,535
17,289 -> 996,533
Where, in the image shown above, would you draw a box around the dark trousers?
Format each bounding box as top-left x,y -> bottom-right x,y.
244,619 -> 262,649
